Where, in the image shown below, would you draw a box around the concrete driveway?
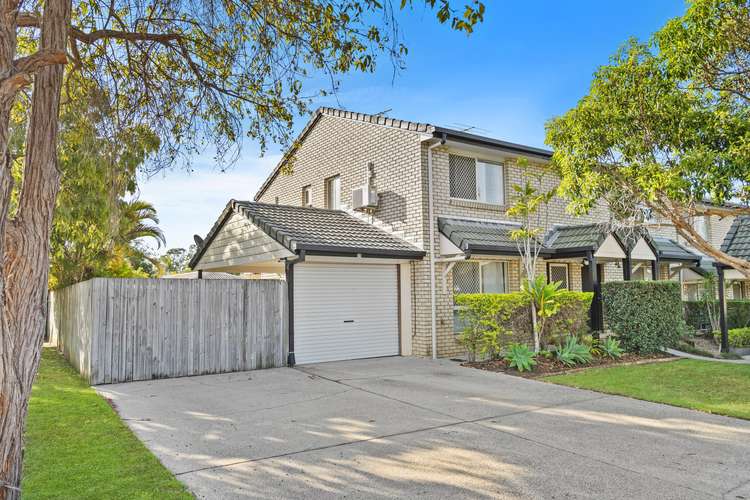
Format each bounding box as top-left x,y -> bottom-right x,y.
97,357 -> 750,499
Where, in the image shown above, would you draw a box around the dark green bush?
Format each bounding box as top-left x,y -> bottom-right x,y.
455,291 -> 592,359
714,327 -> 750,348
602,281 -> 686,353
684,299 -> 750,331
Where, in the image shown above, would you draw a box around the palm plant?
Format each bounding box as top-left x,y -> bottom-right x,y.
521,275 -> 564,352
115,199 -> 166,271
116,199 -> 166,248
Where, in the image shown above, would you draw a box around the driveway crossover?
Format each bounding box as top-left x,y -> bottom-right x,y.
97,357 -> 750,499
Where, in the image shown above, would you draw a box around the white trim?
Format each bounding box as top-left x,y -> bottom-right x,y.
594,234 -> 627,259
399,263 -> 413,356
448,152 -> 505,206
630,237 -> 657,261
439,233 -> 464,257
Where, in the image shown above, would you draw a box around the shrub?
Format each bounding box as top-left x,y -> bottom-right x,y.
599,337 -> 624,359
714,327 -> 750,348
504,343 -> 537,372
602,281 -> 686,353
545,292 -> 593,344
455,293 -> 529,361
684,299 -> 750,331
455,291 -> 593,359
555,336 -> 593,366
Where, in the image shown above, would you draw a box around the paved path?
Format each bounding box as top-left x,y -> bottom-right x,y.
97,357 -> 750,499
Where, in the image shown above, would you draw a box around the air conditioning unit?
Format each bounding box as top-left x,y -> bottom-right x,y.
352,185 -> 379,210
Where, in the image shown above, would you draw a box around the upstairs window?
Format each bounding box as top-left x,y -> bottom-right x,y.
449,154 -> 504,205
302,185 -> 312,207
325,175 -> 341,209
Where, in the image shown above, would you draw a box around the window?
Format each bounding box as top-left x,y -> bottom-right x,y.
302,185 -> 312,207
731,282 -> 744,299
325,175 -> 341,209
449,154 -> 504,205
452,261 -> 508,333
548,263 -> 569,290
452,261 -> 508,294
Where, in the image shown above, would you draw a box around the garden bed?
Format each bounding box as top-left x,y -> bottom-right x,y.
462,352 -> 675,378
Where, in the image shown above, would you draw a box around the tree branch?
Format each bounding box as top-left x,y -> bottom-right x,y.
0,49 -> 67,97
70,27 -> 182,44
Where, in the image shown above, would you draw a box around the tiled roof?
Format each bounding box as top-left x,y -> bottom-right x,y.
544,224 -> 609,252
190,201 -> 424,268
438,218 -> 530,256
650,237 -> 701,262
721,216 -> 750,261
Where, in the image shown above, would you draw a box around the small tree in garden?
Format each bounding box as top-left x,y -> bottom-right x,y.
521,275 -> 564,351
700,273 -> 721,333
507,158 -> 555,351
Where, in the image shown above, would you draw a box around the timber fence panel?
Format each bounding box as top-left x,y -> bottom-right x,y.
52,278 -> 287,384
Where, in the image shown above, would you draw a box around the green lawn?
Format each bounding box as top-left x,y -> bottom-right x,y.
22,348 -> 192,499
545,359 -> 750,420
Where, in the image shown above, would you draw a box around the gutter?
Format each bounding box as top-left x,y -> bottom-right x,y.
284,250 -> 306,367
426,133 -> 446,360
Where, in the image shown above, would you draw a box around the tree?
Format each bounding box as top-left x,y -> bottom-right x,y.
159,245 -> 196,275
506,158 -> 555,351
45,84 -> 160,288
545,0 -> 750,276
700,273 -> 721,333
0,1 -> 485,495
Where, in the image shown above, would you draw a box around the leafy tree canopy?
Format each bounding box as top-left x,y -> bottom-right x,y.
545,0 -> 750,274
17,0 -> 485,168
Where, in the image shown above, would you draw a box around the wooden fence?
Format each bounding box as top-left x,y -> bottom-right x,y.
49,278 -> 288,385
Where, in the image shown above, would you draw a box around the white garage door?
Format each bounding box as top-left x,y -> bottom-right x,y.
294,263 -> 400,364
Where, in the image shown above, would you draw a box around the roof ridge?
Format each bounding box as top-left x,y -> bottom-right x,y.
317,107 -> 434,133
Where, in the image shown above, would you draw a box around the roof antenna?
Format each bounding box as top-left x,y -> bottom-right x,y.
451,122 -> 491,134
374,107 -> 392,116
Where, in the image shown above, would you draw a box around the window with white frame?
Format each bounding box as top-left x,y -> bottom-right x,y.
325,175 -> 341,209
302,185 -> 312,207
548,263 -> 569,290
449,154 -> 504,205
453,261 -> 508,333
731,282 -> 744,299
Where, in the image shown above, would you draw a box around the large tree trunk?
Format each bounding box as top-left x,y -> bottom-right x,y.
0,0 -> 69,495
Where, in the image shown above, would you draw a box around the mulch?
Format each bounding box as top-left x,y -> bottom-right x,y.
462,352 -> 675,379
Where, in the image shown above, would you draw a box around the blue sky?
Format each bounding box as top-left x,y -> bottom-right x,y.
138,0 -> 686,252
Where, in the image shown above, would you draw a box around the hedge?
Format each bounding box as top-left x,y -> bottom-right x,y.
684,300 -> 750,331
601,281 -> 686,353
454,291 -> 592,359
714,327 -> 750,348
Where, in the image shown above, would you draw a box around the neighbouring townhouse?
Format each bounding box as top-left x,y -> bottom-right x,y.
189,107 -> 745,364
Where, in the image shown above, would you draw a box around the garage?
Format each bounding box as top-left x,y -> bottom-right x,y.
293,263 -> 399,364
190,201 -> 424,366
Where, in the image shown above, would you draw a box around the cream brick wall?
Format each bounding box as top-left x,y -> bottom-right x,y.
257,113 -> 427,245
255,113 -> 680,359
415,146 -> 617,357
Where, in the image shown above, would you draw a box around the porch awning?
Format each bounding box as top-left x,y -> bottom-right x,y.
650,237 -> 701,264
544,224 -> 626,260
438,217 -> 535,257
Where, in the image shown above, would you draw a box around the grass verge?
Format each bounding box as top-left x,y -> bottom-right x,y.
22,348 -> 192,499
544,358 -> 750,420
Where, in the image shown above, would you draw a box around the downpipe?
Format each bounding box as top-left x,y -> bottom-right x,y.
285,250 -> 306,366
427,133 -> 446,360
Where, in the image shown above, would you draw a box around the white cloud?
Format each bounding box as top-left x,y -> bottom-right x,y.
136,152 -> 282,252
